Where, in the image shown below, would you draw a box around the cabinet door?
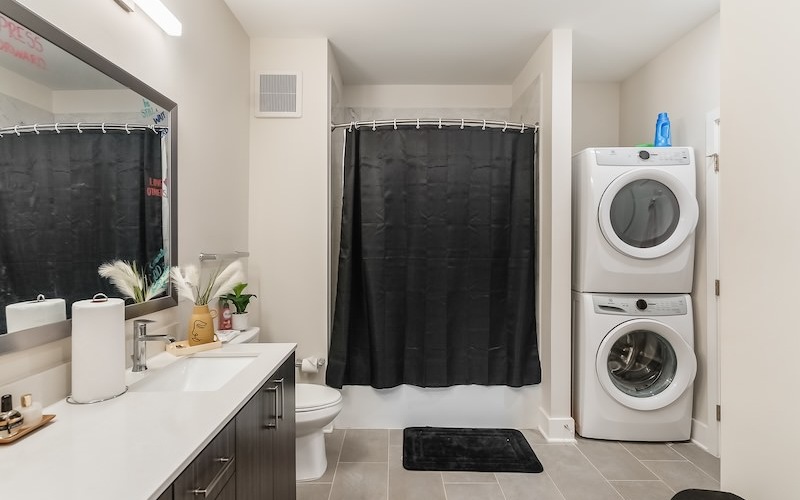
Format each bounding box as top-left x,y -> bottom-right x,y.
273,355 -> 296,500
174,421 -> 236,500
236,379 -> 276,499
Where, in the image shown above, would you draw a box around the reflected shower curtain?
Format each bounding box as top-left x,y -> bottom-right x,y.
327,126 -> 540,389
0,130 -> 164,331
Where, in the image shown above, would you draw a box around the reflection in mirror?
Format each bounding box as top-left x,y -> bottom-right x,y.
0,1 -> 178,352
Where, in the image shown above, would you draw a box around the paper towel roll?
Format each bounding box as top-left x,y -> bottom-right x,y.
301,357 -> 319,374
5,296 -> 67,333
71,295 -> 126,403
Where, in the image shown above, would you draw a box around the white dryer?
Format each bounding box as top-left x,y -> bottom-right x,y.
572,147 -> 698,293
572,292 -> 697,441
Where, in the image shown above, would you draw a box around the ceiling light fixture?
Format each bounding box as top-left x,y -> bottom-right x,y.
133,0 -> 182,36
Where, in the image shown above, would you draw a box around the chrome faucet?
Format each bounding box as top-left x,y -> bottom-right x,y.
132,319 -> 176,372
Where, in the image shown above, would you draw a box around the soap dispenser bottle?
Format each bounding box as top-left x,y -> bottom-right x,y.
0,394 -> 23,437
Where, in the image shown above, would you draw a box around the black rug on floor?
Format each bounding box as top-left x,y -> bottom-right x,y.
403,427 -> 543,473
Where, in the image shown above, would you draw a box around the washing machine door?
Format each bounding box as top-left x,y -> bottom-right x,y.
596,318 -> 697,411
598,168 -> 698,259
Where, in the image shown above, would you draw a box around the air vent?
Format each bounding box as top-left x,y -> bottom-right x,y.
255,72 -> 302,118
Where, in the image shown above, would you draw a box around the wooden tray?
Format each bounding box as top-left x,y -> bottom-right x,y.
0,414 -> 56,444
166,339 -> 222,356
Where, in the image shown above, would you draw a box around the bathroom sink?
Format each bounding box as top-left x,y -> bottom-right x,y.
130,353 -> 257,392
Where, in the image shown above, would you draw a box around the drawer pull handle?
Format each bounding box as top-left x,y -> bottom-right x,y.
275,377 -> 285,420
264,387 -> 278,429
191,456 -> 235,497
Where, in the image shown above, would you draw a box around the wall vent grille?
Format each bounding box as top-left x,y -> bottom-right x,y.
256,72 -> 302,118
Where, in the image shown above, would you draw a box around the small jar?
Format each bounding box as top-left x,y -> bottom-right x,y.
19,394 -> 43,427
0,394 -> 23,437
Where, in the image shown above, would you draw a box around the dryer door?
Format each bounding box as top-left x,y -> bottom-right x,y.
596,318 -> 696,411
598,168 -> 698,259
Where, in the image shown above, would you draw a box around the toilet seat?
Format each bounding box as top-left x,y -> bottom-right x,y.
296,384 -> 342,412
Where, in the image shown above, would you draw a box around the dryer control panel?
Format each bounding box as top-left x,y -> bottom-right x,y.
594,147 -> 691,166
592,294 -> 688,316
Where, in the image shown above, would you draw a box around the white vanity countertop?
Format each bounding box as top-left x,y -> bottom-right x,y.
1,342 -> 296,500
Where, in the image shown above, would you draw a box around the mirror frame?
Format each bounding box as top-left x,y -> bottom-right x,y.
0,0 -> 179,354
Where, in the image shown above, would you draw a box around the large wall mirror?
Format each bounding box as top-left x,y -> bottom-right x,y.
0,0 -> 178,354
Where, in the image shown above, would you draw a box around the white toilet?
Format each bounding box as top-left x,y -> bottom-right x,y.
295,383 -> 343,481
227,327 -> 343,481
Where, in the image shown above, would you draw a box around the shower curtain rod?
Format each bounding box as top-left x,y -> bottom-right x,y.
330,118 -> 538,133
0,122 -> 168,138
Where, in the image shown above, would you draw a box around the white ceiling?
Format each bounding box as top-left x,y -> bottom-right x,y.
223,0 -> 720,85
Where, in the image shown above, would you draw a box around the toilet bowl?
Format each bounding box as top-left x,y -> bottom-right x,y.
227,328 -> 342,481
295,383 -> 343,481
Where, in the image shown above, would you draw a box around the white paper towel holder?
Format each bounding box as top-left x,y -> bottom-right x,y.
66,294 -> 129,405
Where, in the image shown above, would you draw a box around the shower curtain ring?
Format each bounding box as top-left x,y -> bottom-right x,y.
520,123 -> 525,133
502,121 -> 508,132
77,123 -> 83,133
348,121 -> 353,132
460,118 -> 464,130
372,120 -> 376,131
14,125 -> 20,136
482,120 -> 486,130
101,123 -> 107,133
54,123 -> 60,134
149,125 -> 157,134
393,119 -> 397,130
33,124 -> 39,134
438,118 -> 442,129
416,118 -> 420,130
125,124 -> 131,134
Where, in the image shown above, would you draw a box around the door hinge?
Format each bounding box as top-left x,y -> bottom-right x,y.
716,404 -> 721,422
707,152 -> 719,172
715,280 -> 720,296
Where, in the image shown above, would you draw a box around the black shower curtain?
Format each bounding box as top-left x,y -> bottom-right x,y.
327,126 -> 540,389
0,130 -> 164,331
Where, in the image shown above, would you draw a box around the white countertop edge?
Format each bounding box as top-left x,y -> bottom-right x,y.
2,342 -> 297,500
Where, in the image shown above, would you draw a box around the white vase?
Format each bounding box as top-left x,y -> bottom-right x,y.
231,312 -> 249,331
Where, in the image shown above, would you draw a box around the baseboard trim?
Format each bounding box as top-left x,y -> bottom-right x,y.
537,406 -> 575,442
690,418 -> 719,457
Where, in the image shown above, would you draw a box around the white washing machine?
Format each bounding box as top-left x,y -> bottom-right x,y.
572,292 -> 697,441
572,147 -> 698,293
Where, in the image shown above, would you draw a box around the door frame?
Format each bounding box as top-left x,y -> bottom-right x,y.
702,108 -> 721,457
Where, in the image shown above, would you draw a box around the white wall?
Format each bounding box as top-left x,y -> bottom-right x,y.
512,29 -> 574,442
719,2 -> 800,498
572,82 -> 620,153
248,38 -> 330,384
619,13 -> 720,454
0,0 -> 251,399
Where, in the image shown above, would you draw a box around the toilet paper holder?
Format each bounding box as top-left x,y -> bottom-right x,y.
295,357 -> 326,368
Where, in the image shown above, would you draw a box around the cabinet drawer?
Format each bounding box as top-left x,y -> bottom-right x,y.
174,420 -> 236,500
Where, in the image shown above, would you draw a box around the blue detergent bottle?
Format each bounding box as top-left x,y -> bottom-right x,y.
654,112 -> 671,147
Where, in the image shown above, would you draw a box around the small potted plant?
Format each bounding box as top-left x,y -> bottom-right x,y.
221,282 -> 257,331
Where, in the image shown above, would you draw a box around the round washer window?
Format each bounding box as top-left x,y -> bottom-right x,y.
607,330 -> 677,398
610,179 -> 680,248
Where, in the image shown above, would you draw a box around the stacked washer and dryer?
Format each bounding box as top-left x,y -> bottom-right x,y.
571,147 -> 699,441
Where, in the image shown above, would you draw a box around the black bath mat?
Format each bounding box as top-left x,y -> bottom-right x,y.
403,427 -> 543,473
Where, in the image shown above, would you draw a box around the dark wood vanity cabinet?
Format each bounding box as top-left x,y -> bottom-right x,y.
158,354 -> 296,500
235,354 -> 296,500
173,420 -> 236,500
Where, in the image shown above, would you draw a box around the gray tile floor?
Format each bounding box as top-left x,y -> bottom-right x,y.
296,429 -> 721,500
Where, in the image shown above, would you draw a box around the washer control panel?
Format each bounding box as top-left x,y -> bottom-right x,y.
592,294 -> 688,316
594,147 -> 691,166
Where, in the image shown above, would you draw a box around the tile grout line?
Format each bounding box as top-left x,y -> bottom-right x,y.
638,459 -> 676,494
386,429 -> 390,500
492,472 -> 509,500
326,429 -> 347,500
524,432 -> 567,500
572,441 -> 625,499
667,444 -> 721,483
